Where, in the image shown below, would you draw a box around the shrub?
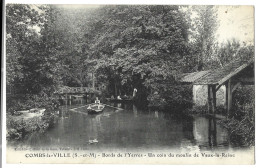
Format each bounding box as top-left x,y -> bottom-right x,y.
147,84 -> 193,110
221,86 -> 255,147
7,108 -> 58,141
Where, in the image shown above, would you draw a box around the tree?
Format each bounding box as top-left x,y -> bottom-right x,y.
6,36 -> 23,87
6,4 -> 45,94
216,39 -> 254,66
84,5 -> 191,105
187,6 -> 219,70
39,5 -> 95,87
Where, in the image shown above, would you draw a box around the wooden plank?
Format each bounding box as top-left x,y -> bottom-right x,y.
216,84 -> 222,92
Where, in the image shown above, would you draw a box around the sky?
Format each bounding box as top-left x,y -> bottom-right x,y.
216,6 -> 254,44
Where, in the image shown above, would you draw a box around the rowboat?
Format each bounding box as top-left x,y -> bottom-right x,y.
87,104 -> 105,114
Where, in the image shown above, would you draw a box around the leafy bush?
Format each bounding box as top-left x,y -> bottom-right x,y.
147,92 -> 167,109
221,86 -> 255,147
231,86 -> 254,120
7,108 -> 57,141
7,93 -> 60,114
7,117 -> 39,140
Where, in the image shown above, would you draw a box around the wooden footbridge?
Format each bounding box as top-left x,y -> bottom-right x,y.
179,59 -> 254,117
54,86 -> 100,100
54,59 -> 254,118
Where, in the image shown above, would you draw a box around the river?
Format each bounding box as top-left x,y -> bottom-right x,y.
9,98 -> 244,152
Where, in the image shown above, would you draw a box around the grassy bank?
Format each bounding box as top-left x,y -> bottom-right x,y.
6,94 -> 59,141
7,107 -> 58,141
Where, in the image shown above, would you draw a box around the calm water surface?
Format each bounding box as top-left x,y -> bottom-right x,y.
10,98 -> 241,152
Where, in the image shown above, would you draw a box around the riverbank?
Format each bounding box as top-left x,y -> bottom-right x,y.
6,107 -> 58,141
183,103 -> 254,147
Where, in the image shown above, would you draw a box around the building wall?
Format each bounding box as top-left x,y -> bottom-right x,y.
193,85 -> 226,107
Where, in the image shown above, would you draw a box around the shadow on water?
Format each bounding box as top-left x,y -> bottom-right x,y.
9,98 -> 246,151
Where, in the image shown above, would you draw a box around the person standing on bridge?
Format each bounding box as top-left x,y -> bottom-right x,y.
133,88 -> 137,97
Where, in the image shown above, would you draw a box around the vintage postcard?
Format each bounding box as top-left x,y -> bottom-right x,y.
3,0 -> 255,165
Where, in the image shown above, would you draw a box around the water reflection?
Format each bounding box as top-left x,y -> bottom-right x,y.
193,116 -> 229,150
208,118 -> 217,148
133,104 -> 138,117
10,99 -> 234,152
154,110 -> 159,118
117,103 -> 122,108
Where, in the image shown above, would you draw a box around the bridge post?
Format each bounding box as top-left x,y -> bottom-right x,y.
212,85 -> 216,115
208,85 -> 216,115
225,83 -> 228,110
207,85 -> 212,114
227,79 -> 232,118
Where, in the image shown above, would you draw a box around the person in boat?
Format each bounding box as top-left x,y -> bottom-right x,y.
122,94 -> 128,100
117,95 -> 122,100
95,97 -> 100,104
111,95 -> 115,100
95,97 -> 101,109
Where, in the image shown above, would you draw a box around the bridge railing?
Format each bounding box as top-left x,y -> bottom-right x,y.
56,87 -> 98,94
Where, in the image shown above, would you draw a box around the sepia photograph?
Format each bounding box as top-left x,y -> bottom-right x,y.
3,0 -> 255,165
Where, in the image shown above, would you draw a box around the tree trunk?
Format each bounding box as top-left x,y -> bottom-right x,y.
92,72 -> 95,89
114,82 -> 117,96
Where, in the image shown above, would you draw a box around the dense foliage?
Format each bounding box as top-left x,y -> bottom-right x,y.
6,4 -> 254,143
220,86 -> 255,146
7,107 -> 57,140
83,5 -> 194,106
6,4 -> 253,108
184,6 -> 219,71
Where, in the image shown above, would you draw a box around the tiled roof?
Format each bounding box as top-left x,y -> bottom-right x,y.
179,70 -> 210,83
180,59 -> 254,85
